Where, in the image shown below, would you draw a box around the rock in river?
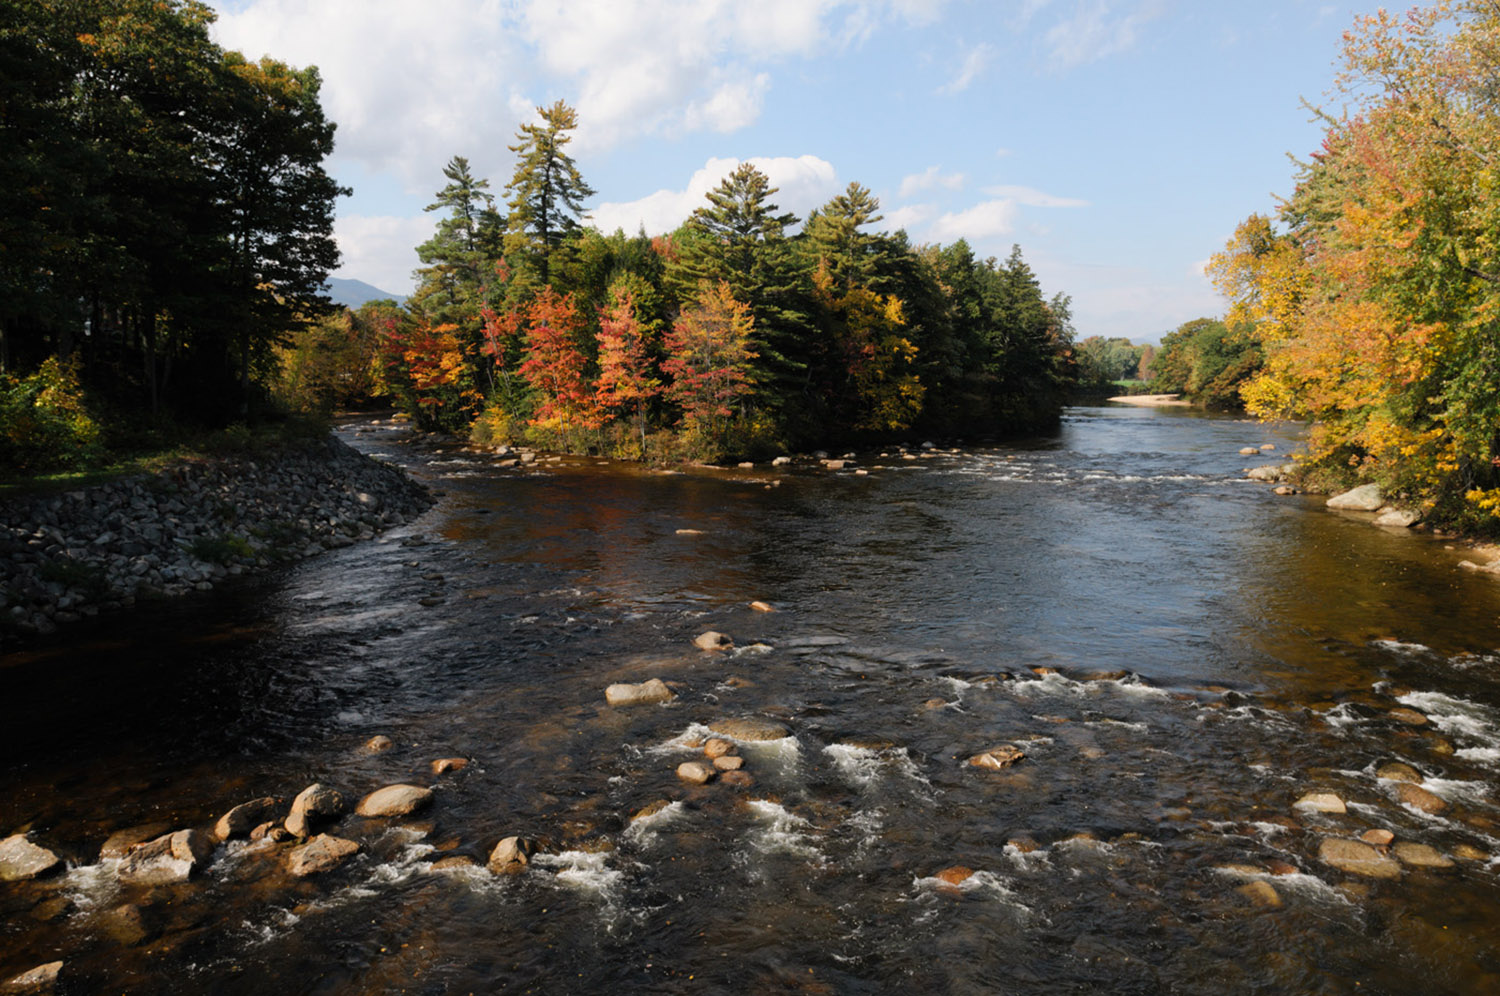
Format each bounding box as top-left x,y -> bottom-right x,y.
431,757 -> 469,774
117,829 -> 214,885
488,836 -> 534,875
1394,782 -> 1447,814
1326,484 -> 1384,511
0,835 -> 62,882
1293,792 -> 1347,814
214,797 -> 281,840
968,745 -> 1026,770
1375,762 -> 1423,784
693,631 -> 733,651
677,761 -> 717,785
1317,837 -> 1402,879
709,717 -> 790,741
356,784 -> 434,818
286,783 -> 346,838
287,834 -> 361,878
1393,842 -> 1454,868
605,678 -> 676,707
5,961 -> 63,994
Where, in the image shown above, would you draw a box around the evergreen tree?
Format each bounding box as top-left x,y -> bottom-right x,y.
504,100 -> 594,286
412,155 -> 504,323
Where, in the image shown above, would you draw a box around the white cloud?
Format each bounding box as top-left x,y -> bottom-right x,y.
938,42 -> 993,94
683,73 -> 772,134
885,203 -> 935,232
898,165 -> 966,198
591,155 -> 840,235
928,199 -> 1019,242
332,214 -> 437,295
982,184 -> 1088,207
1043,0 -> 1163,70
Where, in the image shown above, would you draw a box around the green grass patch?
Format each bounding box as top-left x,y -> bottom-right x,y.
188,534 -> 255,564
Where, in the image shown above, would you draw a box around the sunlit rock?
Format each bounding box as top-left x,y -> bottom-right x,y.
116,829 -> 213,885
1293,792 -> 1346,814
356,784 -> 434,818
213,797 -> 280,841
286,834 -> 360,878
703,738 -> 733,758
1326,484 -> 1383,511
749,600 -> 775,612
99,823 -> 172,860
364,735 -> 394,752
694,631 -> 733,651
968,745 -> 1026,770
935,865 -> 974,885
1393,842 -> 1454,868
713,755 -> 744,771
1393,782 -> 1447,814
1318,837 -> 1402,878
0,835 -> 61,881
1237,880 -> 1282,907
285,783 -> 345,838
1373,507 -> 1421,528
1375,762 -> 1422,784
604,679 -> 676,707
1360,828 -> 1394,846
709,717 -> 789,741
677,761 -> 716,785
430,757 -> 469,774
1387,707 -> 1429,726
5,960 -> 63,994
487,835 -> 534,875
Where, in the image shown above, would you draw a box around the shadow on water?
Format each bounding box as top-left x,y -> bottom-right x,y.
4,406 -> 1500,994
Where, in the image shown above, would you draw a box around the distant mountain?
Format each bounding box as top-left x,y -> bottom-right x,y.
324,277 -> 406,309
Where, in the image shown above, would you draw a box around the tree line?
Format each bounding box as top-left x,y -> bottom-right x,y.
312,101 -> 1079,461
1208,0 -> 1500,531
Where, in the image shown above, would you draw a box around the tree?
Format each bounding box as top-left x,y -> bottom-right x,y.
662,281 -> 758,444
595,283 -> 663,454
518,287 -> 597,433
504,100 -> 594,286
412,155 -> 504,324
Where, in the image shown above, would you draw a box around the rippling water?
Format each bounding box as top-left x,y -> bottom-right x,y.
4,406 -> 1500,994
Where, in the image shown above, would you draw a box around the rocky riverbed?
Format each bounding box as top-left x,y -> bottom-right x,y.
1,436 -> 431,644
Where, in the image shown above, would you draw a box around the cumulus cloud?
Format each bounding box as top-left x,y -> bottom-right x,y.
982,184 -> 1087,207
590,155 -> 840,235
884,203 -> 935,232
1043,0 -> 1163,69
928,199 -> 1019,242
898,166 -> 966,198
332,214 -> 437,295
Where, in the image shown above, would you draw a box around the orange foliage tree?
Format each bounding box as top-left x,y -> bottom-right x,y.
661,281 -> 758,445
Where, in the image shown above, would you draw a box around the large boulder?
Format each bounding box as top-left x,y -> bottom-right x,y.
604,679 -> 675,708
1317,837 -> 1401,879
355,784 -> 434,818
0,835 -> 61,882
99,823 -> 172,860
116,829 -> 214,885
1327,484 -> 1384,511
213,797 -> 280,840
1247,465 -> 1283,482
286,834 -> 361,878
708,717 -> 789,741
1373,507 -> 1421,528
285,783 -> 345,838
5,961 -> 63,994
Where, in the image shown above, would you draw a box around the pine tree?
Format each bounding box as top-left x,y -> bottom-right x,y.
412,155 -> 504,323
504,101 -> 594,286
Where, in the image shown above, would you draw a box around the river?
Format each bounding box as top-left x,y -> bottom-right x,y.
3,406 -> 1500,994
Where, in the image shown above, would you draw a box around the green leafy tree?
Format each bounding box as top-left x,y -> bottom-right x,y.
504,100 -> 594,286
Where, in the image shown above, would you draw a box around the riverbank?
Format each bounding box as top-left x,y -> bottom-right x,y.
0,436 -> 431,645
1107,393 -> 1192,407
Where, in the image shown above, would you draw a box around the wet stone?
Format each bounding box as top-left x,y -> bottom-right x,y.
0,835 -> 62,881
604,678 -> 676,707
365,735 -> 395,752
630,800 -> 673,823
99,823 -> 172,860
116,829 -> 213,885
287,834 -> 361,878
709,717 -> 790,741
1394,782 -> 1447,814
1007,836 -> 1041,854
250,822 -> 291,843
719,770 -> 755,789
1318,838 -> 1402,879
1238,881 -> 1282,908
488,836 -> 534,875
1393,842 -> 1454,868
430,855 -> 476,871
749,600 -> 775,612
1453,844 -> 1489,861
694,630 -> 733,651
677,761 -> 716,785
5,961 -> 63,993
286,783 -> 345,838
703,738 -> 733,759
214,797 -> 280,840
713,755 -> 744,771
1375,762 -> 1423,784
935,865 -> 974,886
356,784 -> 434,818
968,745 -> 1026,770
1360,828 -> 1395,846
1293,792 -> 1347,815
101,903 -> 154,946
431,757 -> 469,774
1388,707 -> 1430,727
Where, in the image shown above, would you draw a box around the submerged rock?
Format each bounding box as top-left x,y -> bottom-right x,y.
1317,837 -> 1402,879
719,770 -> 755,789
430,757 -> 469,774
1375,762 -> 1423,784
1360,828 -> 1395,846
713,755 -> 744,771
709,717 -> 789,741
1393,842 -> 1454,868
1326,484 -> 1384,511
487,836 -> 534,875
100,903 -> 154,946
364,735 -> 394,752
0,835 -> 62,882
286,783 -> 345,838
934,865 -> 974,886
604,678 -> 676,707
630,800 -> 673,823
1237,880 -> 1282,908
1373,507 -> 1421,528
1387,707 -> 1429,726
5,961 -> 63,993
356,784 -> 434,818
749,600 -> 775,612
286,834 -> 361,878
1394,782 -> 1447,814
968,745 -> 1026,770
213,797 -> 280,840
99,823 -> 172,860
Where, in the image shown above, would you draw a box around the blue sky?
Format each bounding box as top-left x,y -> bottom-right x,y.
208,1 -> 1364,342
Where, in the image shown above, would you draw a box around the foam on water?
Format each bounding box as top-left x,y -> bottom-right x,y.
1010,670 -> 1172,702
1398,690 -> 1500,741
913,869 -> 1026,910
534,849 -> 627,901
623,801 -> 687,846
59,858 -> 123,912
1456,746 -> 1500,764
822,743 -> 928,791
743,800 -> 822,862
1420,777 -> 1491,803
1373,639 -> 1432,656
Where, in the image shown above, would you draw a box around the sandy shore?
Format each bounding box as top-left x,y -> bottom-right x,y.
1107,393 -> 1192,407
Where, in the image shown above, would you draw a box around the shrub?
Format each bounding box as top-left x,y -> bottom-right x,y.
0,357 -> 103,473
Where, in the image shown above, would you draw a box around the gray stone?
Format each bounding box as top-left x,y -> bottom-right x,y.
116,829 -> 213,885
604,678 -> 676,707
286,783 -> 345,838
286,834 -> 360,877
1373,507 -> 1421,528
1247,465 -> 1282,482
355,784 -> 434,818
213,797 -> 280,840
0,835 -> 61,882
1327,484 -> 1384,511
5,961 -> 63,993
676,761 -> 716,785
709,717 -> 790,741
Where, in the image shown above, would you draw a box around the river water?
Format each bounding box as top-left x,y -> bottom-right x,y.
4,406 -> 1500,994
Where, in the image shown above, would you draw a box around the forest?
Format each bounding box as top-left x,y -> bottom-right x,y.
1208,0 -> 1500,532
289,104 -> 1079,462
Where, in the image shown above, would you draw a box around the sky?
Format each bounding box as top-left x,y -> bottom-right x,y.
207,0 -> 1368,343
